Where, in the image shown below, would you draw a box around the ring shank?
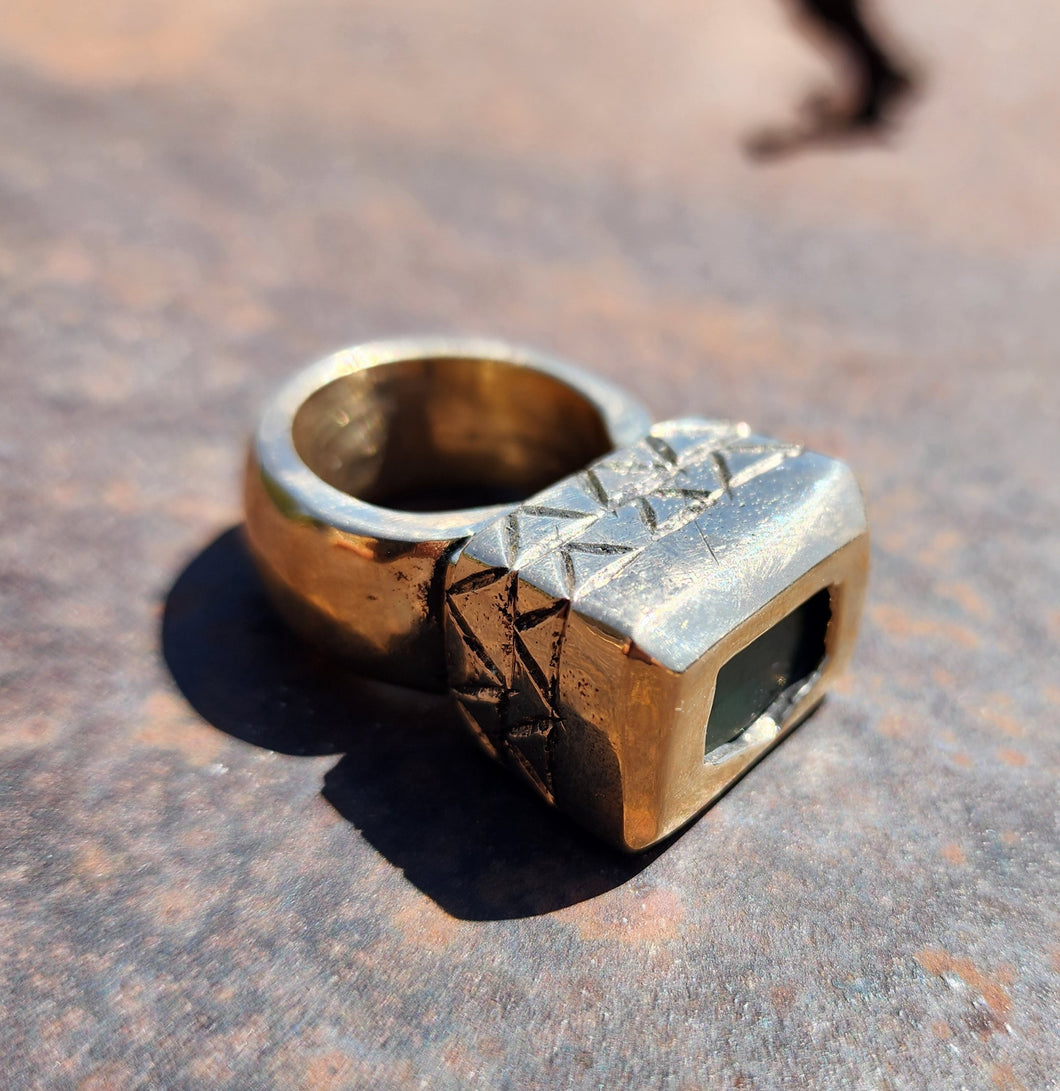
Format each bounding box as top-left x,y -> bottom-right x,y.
244,338 -> 650,690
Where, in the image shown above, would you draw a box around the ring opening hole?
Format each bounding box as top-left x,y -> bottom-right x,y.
292,357 -> 613,512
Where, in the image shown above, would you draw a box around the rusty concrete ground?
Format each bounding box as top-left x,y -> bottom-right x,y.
1,1 -> 1058,1087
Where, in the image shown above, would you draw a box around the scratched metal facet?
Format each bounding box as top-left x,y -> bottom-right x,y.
445,419 -> 869,848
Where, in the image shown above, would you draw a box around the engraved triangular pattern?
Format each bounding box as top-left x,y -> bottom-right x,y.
447,424 -> 804,803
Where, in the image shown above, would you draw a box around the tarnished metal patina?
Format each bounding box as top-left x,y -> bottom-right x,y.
245,339 -> 869,849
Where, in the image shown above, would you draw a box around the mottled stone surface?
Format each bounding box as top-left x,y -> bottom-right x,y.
1,2 -> 1058,1088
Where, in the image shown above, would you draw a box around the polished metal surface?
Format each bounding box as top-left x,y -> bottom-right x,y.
244,337 -> 651,689
445,419 -> 869,849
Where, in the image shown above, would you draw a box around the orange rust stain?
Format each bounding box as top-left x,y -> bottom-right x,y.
146,880 -> 220,927
1001,830 -> 1019,845
100,246 -> 182,312
0,714 -> 60,751
932,667 -> 956,688
440,1038 -> 508,1083
44,241 -> 96,284
770,984 -> 796,1014
49,482 -> 78,507
996,749 -> 1028,767
169,495 -> 236,525
439,1042 -> 471,1076
2,0 -> 246,86
80,351 -> 144,404
950,752 -> 973,768
74,842 -> 121,881
980,700 -> 1025,738
876,527 -> 913,555
941,843 -> 966,866
870,486 -> 922,522
936,581 -> 991,620
876,712 -> 912,738
915,529 -> 965,567
990,1064 -> 1026,1091
561,886 -> 686,942
134,690 -> 226,766
305,1051 -> 358,1090
391,898 -> 460,950
103,479 -> 139,513
187,1055 -> 235,1085
870,603 -> 978,648
915,948 -> 1013,1020
224,1013 -> 271,1058
930,1020 -> 952,1040
78,1064 -> 138,1091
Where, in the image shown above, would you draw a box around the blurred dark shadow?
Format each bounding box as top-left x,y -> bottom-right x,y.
162,526 -> 659,920
747,0 -> 920,160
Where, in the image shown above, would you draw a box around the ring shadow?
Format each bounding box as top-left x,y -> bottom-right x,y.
161,526 -> 660,921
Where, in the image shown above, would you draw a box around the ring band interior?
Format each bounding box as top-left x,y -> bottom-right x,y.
291,355 -> 614,512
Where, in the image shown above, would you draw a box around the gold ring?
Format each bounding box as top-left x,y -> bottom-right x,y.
245,338 -> 869,850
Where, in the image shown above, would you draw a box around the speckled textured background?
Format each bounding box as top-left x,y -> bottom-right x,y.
2,2 -> 1058,1088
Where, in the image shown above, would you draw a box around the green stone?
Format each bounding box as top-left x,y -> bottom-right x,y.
705,588 -> 831,756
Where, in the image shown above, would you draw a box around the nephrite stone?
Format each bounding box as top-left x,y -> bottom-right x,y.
444,418 -> 869,851
705,587 -> 831,756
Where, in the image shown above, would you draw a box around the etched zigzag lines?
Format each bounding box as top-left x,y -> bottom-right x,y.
557,540 -> 639,599
446,423 -> 805,804
644,432 -> 681,467
506,595 -> 570,799
505,718 -> 558,801
445,565 -> 513,690
491,429 -> 803,605
446,560 -> 572,799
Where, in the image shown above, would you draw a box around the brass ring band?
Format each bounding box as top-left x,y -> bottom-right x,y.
243,337 -> 651,691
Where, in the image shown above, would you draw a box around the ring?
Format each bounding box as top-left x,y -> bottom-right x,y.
245,338 -> 868,850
